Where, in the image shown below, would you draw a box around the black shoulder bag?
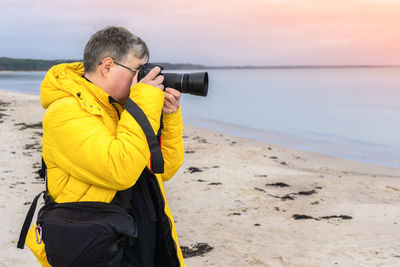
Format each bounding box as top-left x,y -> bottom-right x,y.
17,98 -> 164,267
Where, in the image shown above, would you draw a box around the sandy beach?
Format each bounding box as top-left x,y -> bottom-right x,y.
1,89 -> 400,267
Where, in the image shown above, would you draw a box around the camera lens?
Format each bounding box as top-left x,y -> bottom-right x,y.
137,63 -> 208,97
163,72 -> 208,97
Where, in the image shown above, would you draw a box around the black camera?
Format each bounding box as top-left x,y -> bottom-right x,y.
137,63 -> 208,97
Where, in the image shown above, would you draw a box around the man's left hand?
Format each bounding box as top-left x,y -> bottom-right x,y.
163,88 -> 181,114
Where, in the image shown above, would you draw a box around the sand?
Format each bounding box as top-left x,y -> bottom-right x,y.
1,90 -> 400,267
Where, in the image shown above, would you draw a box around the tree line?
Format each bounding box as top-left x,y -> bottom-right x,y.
0,57 -> 207,71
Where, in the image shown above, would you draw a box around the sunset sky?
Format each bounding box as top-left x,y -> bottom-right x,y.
1,0 -> 400,66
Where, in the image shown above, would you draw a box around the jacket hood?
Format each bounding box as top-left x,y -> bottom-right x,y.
40,62 -> 86,109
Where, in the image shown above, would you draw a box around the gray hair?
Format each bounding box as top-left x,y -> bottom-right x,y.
83,26 -> 149,73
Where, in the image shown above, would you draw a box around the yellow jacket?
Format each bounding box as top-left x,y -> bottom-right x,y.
25,62 -> 185,266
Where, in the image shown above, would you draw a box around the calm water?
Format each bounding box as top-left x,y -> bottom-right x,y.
1,68 -> 399,169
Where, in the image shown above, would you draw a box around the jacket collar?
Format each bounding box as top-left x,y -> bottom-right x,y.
41,62 -> 121,117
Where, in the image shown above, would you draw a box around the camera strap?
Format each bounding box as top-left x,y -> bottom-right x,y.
124,98 -> 164,174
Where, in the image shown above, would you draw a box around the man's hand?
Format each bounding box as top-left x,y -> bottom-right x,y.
163,88 -> 181,114
131,67 -> 164,91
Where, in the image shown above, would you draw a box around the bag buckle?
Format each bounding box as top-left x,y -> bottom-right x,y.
35,225 -> 42,244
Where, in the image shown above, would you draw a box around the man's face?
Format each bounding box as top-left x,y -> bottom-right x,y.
108,52 -> 146,104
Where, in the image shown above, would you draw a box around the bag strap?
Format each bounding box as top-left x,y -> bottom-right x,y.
124,98 -> 164,174
17,158 -> 49,249
17,191 -> 45,249
38,157 -> 49,194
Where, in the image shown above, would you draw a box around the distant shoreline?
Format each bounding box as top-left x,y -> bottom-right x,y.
1,57 -> 400,71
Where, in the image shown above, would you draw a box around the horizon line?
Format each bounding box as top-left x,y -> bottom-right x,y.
1,57 -> 400,69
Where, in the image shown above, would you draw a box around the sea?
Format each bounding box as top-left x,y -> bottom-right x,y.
1,68 -> 399,169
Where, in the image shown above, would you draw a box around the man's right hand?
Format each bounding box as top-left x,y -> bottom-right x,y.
131,67 -> 164,91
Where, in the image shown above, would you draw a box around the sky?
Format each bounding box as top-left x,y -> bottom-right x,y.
1,0 -> 400,66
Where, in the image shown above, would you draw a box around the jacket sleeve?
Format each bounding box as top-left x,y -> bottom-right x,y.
160,107 -> 184,181
43,83 -> 165,191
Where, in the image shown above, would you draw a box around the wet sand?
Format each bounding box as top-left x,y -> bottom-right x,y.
1,90 -> 400,266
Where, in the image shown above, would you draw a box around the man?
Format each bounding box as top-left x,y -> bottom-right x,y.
25,26 -> 185,266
